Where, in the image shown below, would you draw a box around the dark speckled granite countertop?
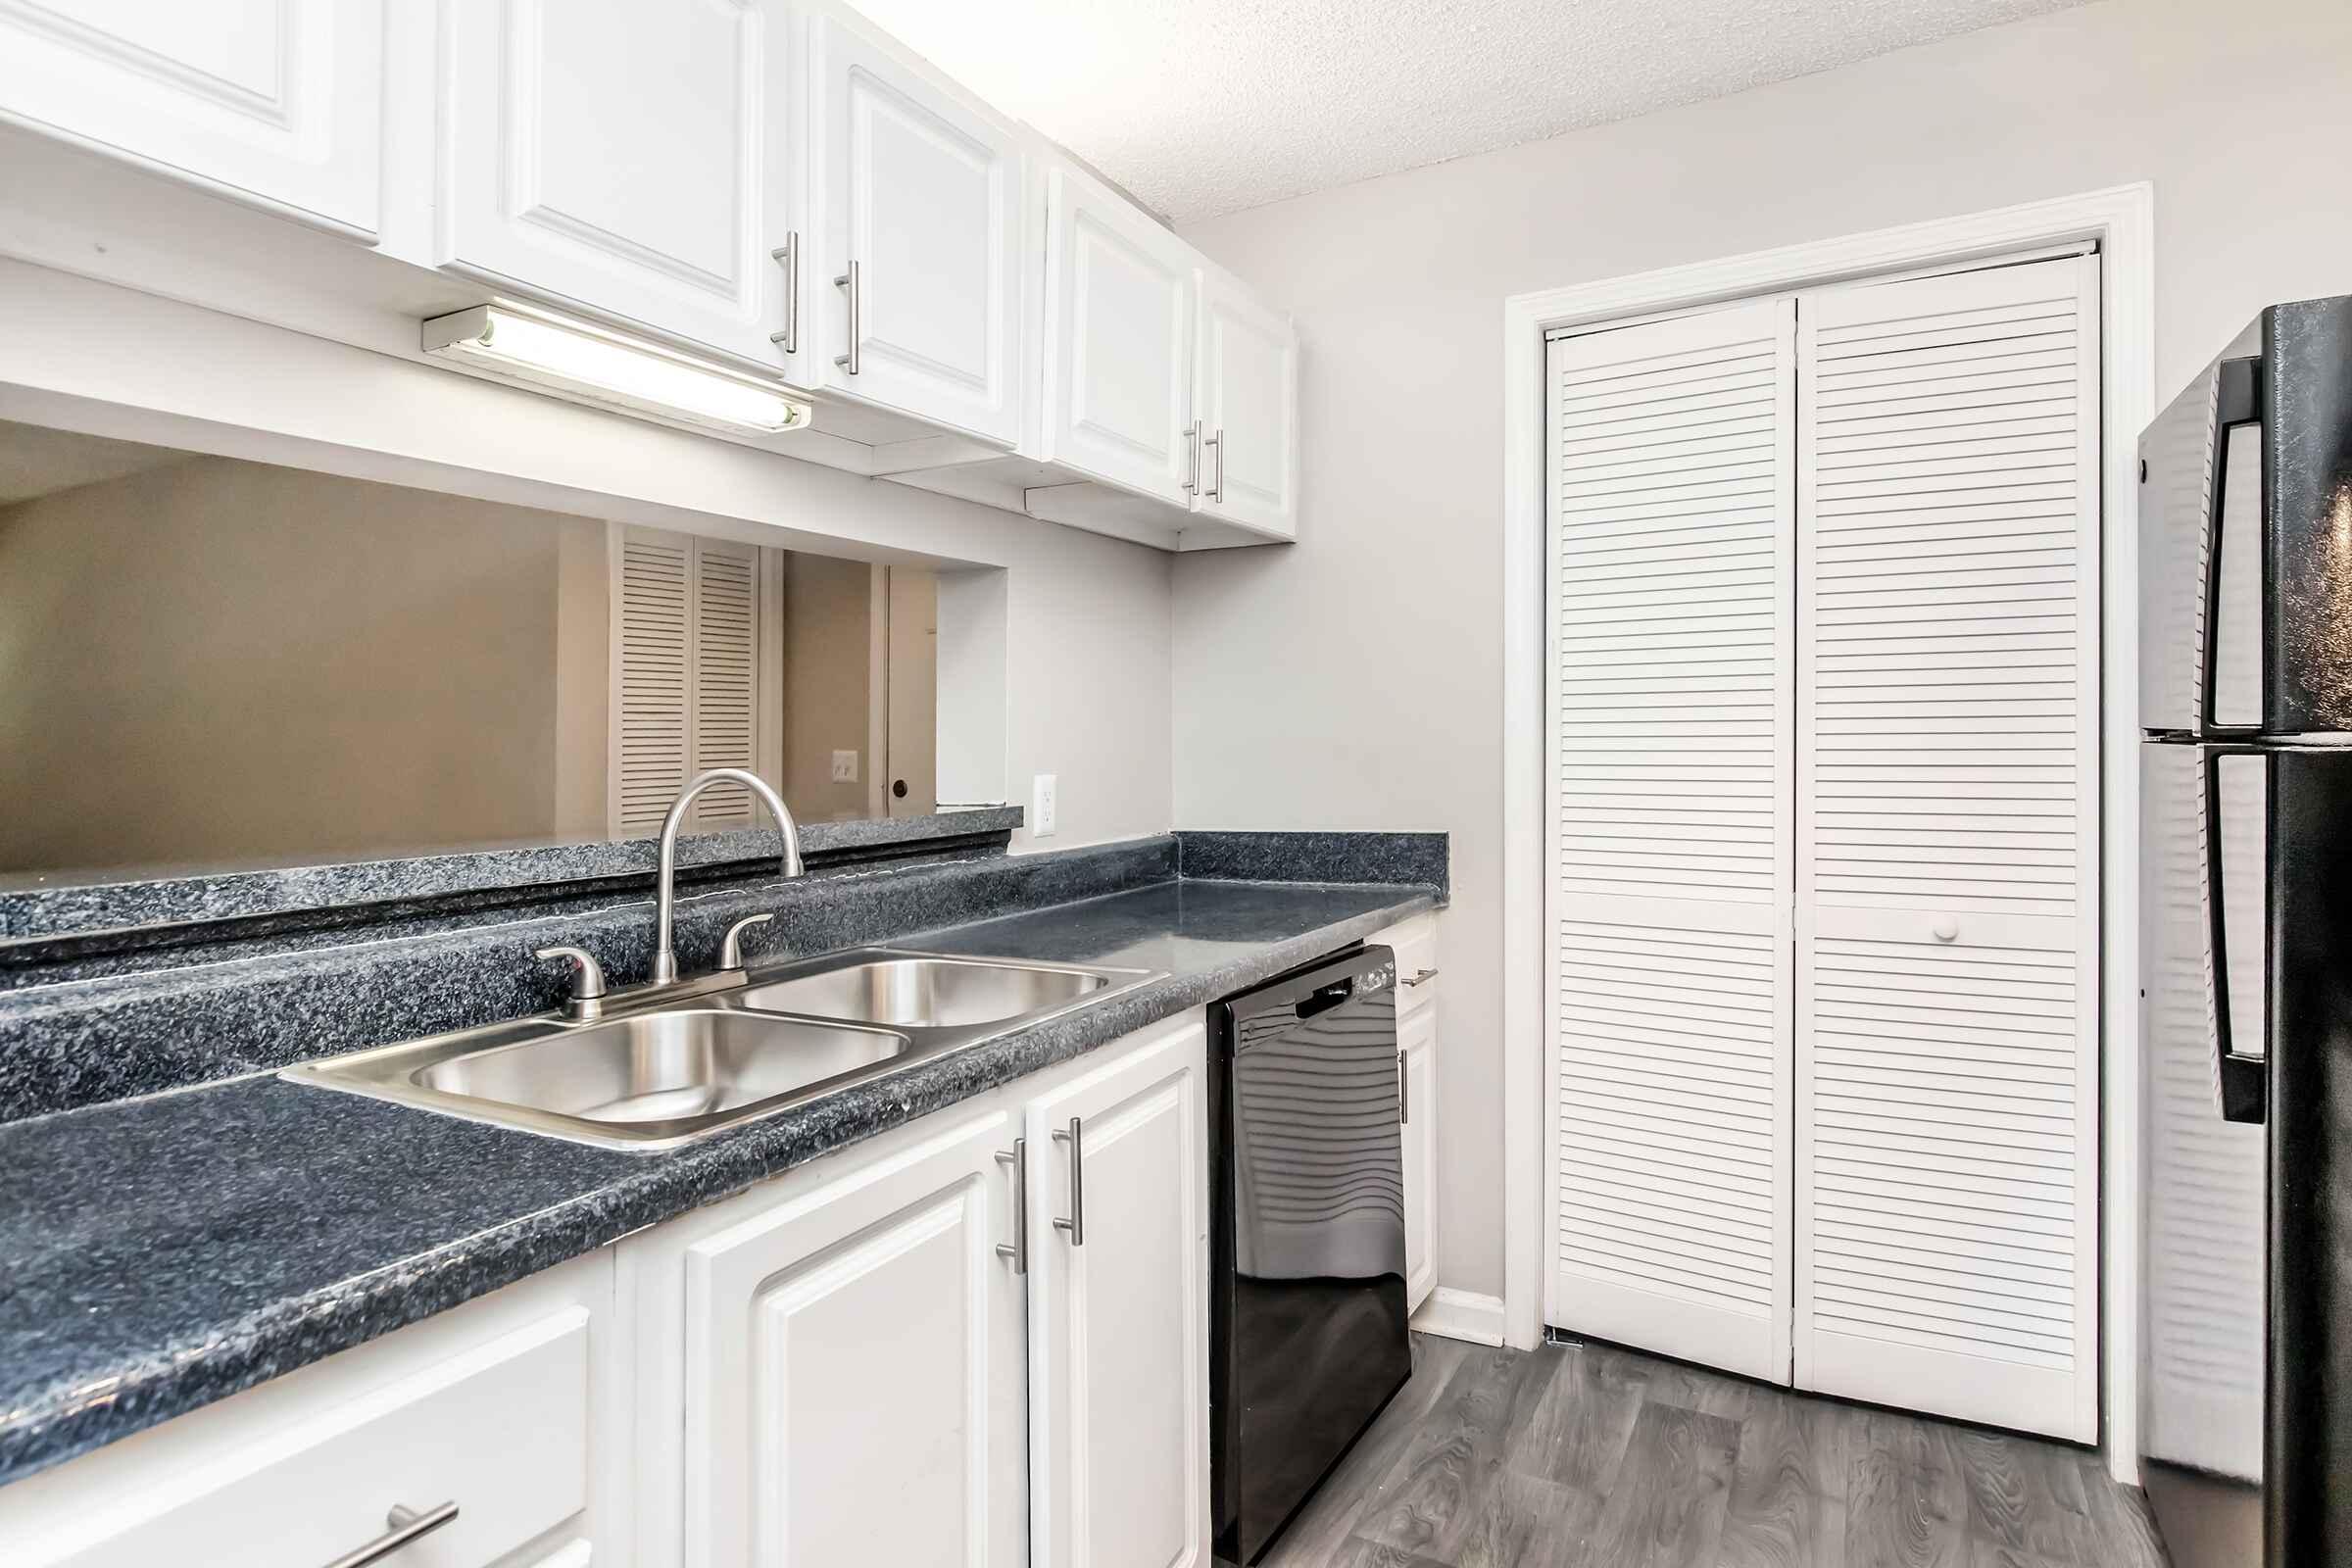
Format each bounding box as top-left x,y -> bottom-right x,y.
0,873 -> 1439,1489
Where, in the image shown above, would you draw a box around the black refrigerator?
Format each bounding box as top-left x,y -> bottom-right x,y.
2138,293 -> 2352,1568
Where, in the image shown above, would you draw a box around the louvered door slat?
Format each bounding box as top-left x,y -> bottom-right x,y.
689,539 -> 760,829
1794,255 -> 2099,1443
616,532 -> 693,837
1545,301 -> 1794,1384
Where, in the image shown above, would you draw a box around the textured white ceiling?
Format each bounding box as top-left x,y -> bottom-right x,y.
851,0 -> 2089,221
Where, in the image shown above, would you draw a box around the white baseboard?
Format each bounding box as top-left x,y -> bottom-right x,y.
1409,1287 -> 1506,1347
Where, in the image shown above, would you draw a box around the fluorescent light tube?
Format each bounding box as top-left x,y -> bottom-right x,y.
421,306 -> 810,435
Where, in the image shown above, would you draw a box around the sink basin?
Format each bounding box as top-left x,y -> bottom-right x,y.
738,955 -> 1112,1029
287,948 -> 1162,1151
414,1008 -> 911,1128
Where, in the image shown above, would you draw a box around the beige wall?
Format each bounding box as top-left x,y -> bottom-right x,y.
778,551 -> 877,821
1172,0 -> 2352,1327
0,456 -> 610,874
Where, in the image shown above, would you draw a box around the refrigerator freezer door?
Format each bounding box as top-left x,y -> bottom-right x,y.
2138,296 -> 2352,737
2264,298 -> 2352,734
2137,346 -> 2260,734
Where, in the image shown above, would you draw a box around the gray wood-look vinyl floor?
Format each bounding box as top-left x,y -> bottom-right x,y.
1257,1334 -> 2172,1568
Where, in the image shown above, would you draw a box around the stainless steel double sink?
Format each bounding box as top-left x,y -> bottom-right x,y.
287,950 -> 1161,1150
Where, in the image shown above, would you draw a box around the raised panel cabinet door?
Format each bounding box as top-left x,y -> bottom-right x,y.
808,14 -> 1023,444
1193,270 -> 1298,538
1040,166 -> 1198,506
0,0 -> 383,234
1399,1004 -> 1439,1314
1025,1015 -> 1208,1568
680,1107 -> 1028,1568
440,0 -> 783,364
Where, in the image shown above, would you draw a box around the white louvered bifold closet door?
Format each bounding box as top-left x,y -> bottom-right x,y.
1545,299 -> 1795,1384
612,527 -> 766,838
1793,255 -> 2100,1441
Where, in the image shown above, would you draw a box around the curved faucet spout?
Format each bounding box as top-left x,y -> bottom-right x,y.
653,768 -> 803,985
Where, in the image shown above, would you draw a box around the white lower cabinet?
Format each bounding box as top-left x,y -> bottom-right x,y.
0,1251 -> 621,1568
1381,914 -> 1442,1318
624,1007 -> 1209,1568
1023,1014 -> 1210,1568
0,1013 -> 1213,1568
662,1105 -> 1029,1567
1398,1004 -> 1439,1314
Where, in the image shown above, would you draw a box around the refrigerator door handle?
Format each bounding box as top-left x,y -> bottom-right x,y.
2199,356 -> 2264,734
2205,749 -> 2270,1123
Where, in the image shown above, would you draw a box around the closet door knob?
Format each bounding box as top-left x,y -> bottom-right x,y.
1932,917 -> 1960,943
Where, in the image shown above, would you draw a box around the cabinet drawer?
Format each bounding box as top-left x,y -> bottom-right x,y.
11,1296 -> 599,1568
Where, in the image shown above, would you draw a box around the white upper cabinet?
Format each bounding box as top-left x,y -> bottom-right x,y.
806,13 -> 1025,444
439,0 -> 783,364
1193,268 -> 1299,538
0,0 -> 383,235
1039,165 -> 1200,507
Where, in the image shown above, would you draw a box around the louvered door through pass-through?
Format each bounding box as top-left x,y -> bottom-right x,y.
1544,299 -> 1796,1385
612,526 -> 768,838
1794,255 -> 2100,1441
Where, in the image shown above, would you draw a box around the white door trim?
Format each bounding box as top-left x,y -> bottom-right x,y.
1498,182 -> 2154,1479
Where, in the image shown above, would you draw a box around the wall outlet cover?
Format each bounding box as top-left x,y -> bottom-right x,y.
1032,773 -> 1057,836
831,750 -> 858,783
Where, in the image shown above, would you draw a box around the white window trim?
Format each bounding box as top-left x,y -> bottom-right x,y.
1497,182 -> 2155,1481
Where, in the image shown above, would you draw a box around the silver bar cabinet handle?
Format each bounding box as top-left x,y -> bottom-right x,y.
1182,419 -> 1202,494
767,233 -> 799,353
1398,1050 -> 1409,1124
1401,967 -> 1440,988
322,1501 -> 459,1568
995,1139 -> 1028,1273
1052,1118 -> 1084,1246
1205,427 -> 1225,502
834,260 -> 860,374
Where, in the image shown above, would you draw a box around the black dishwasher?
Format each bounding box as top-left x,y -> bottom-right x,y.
1209,945 -> 1412,1565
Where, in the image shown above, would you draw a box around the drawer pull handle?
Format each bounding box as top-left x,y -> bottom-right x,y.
1401,967 -> 1440,988
323,1501 -> 459,1568
996,1138 -> 1028,1274
1932,918 -> 1960,943
1053,1117 -> 1084,1247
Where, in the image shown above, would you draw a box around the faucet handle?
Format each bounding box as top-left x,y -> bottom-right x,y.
534,945 -> 609,1005
719,913 -> 774,972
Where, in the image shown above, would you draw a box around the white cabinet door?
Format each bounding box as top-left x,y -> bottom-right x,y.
440,0 -> 784,364
1399,1004 -> 1439,1315
1025,1014 -> 1208,1568
1039,166 -> 1199,506
1793,255 -> 2101,1443
1193,270 -> 1298,538
0,0 -> 382,235
679,1108 -> 1028,1568
807,14 -> 1024,443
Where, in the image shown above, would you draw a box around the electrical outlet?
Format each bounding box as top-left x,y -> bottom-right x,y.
1032,773 -> 1058,837
830,750 -> 858,783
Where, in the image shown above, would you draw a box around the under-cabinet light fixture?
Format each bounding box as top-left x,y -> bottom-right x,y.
420,306 -> 811,435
